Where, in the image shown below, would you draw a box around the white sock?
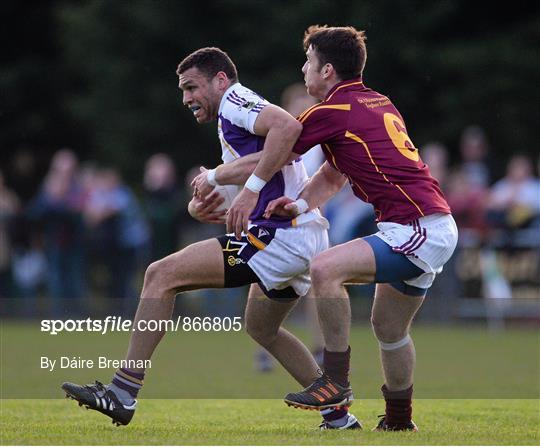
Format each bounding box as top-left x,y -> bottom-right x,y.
320,408 -> 352,428
328,414 -> 351,428
107,383 -> 137,406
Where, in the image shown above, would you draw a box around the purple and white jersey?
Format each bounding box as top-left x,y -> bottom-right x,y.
218,82 -> 326,229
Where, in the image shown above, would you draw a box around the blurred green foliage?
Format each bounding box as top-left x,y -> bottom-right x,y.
2,0 -> 539,185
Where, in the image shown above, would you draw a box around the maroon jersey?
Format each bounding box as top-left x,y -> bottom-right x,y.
293,79 -> 451,224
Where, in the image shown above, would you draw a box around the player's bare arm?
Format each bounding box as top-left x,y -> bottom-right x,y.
192,152 -> 261,199
214,150 -> 301,184
250,104 -> 303,182
264,161 -> 347,218
193,151 -> 299,200
226,105 -> 303,238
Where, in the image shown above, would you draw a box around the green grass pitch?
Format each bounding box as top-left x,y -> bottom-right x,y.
1,399 -> 538,445
1,320 -> 539,444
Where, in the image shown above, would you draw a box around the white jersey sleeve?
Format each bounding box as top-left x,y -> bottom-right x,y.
220,85 -> 269,134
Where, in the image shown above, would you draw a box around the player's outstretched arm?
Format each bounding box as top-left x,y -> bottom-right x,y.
264,162 -> 347,218
302,161 -> 348,207
192,153 -> 262,200
213,152 -> 261,185
192,151 -> 298,200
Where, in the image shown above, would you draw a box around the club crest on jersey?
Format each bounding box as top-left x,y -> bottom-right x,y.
228,255 -> 246,266
258,228 -> 270,238
241,100 -> 257,110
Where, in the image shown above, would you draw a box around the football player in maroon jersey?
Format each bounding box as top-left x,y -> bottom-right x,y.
244,25 -> 459,431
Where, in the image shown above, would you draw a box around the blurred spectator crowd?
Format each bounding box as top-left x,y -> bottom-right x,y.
424,126 -> 540,247
0,149 -> 202,316
0,124 -> 539,316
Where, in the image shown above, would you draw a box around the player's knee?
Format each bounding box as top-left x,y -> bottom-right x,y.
311,254 -> 346,286
144,261 -> 162,287
143,258 -> 179,296
370,314 -> 407,343
310,255 -> 330,285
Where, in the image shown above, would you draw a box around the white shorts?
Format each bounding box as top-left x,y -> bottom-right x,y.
247,219 -> 329,297
375,213 -> 458,289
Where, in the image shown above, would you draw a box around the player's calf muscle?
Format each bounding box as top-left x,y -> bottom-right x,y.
245,320 -> 277,346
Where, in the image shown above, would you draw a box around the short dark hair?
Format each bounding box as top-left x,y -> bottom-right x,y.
176,47 -> 238,82
303,25 -> 367,81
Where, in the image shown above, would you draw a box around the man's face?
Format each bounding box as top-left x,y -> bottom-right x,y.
179,67 -> 221,124
302,46 -> 326,100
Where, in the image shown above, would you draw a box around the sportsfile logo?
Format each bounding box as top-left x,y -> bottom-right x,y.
40,316 -> 242,335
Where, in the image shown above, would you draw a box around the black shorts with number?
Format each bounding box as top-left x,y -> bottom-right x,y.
216,227 -> 299,302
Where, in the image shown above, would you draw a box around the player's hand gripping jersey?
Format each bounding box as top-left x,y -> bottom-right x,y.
292,79 -> 451,224
218,82 -> 327,228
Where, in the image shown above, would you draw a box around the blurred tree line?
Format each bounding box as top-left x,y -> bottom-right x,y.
2,0 -> 538,190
